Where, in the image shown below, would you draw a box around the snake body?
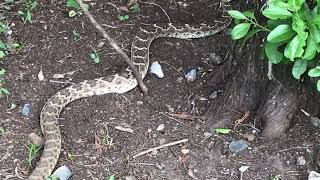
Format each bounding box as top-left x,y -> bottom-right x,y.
28,4 -> 231,179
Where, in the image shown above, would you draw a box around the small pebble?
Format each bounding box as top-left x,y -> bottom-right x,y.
136,101 -> 143,105
209,91 -> 218,99
311,117 -> 320,128
156,124 -> 165,131
297,156 -> 306,166
150,61 -> 164,78
239,165 -> 249,172
229,140 -> 248,153
52,165 -> 72,180
208,52 -> 223,65
177,76 -> 184,83
165,104 -> 174,113
21,103 -> 32,117
124,175 -> 137,180
159,138 -> 167,145
151,150 -> 158,155
185,69 -> 197,82
181,148 -> 190,154
38,69 -> 44,81
204,132 -> 212,138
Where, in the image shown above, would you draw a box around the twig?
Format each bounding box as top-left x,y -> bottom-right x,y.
267,61 -> 273,80
168,113 -> 206,121
75,0 -> 148,95
277,145 -> 312,153
133,139 -> 188,158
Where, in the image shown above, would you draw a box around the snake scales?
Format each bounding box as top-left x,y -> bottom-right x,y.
28,1 -> 231,179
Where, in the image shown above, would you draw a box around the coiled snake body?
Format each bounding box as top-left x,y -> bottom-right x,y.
28,3 -> 231,179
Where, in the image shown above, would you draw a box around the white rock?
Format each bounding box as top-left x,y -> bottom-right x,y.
150,61 -> 164,78
238,165 -> 249,173
309,171 -> 320,180
52,165 -> 72,180
38,69 -> 44,81
185,69 -> 197,81
156,124 -> 165,131
297,156 -> 306,166
181,148 -> 190,154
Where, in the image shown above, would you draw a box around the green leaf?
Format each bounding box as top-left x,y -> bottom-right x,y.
243,11 -> 255,20
287,0 -> 305,11
265,42 -> 283,64
0,51 -> 5,58
267,19 -> 290,29
311,15 -> 320,25
309,23 -> 320,43
0,40 -> 6,49
317,80 -> 320,92
118,15 -> 129,21
292,14 -> 306,38
240,29 -> 264,48
66,0 -> 80,10
308,67 -> 320,77
108,175 -> 115,180
227,10 -> 247,20
262,5 -> 292,19
292,58 -> 307,79
285,35 -> 306,61
26,10 -> 32,23
89,50 -> 100,64
267,24 -> 296,43
0,22 -> 8,33
303,35 -> 317,60
66,0 -> 89,11
129,3 -> 140,12
231,23 -> 251,40
0,69 -> 5,76
0,88 -> 10,95
214,128 -> 232,134
68,10 -> 77,18
8,103 -> 16,110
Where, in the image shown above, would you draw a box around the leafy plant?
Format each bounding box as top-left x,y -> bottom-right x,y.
18,0 -> 38,23
72,30 -> 80,40
108,175 -> 115,180
228,0 -> 320,91
214,128 -> 232,134
89,50 -> 100,64
66,0 -> 89,17
27,143 -> 41,170
102,134 -> 113,146
118,15 -> 129,21
129,3 -> 140,12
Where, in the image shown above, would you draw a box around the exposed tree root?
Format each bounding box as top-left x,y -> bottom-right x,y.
256,80 -> 299,139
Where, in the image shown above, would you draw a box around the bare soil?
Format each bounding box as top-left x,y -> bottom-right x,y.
0,1 -> 319,180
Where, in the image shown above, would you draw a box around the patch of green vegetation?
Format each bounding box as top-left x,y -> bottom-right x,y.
89,50 -> 100,64
67,152 -> 76,162
118,15 -> 129,21
108,175 -> 115,180
46,176 -> 59,180
102,134 -> 113,146
27,143 -> 41,171
228,0 -> 320,92
129,3 -> 140,12
18,0 -> 38,23
72,29 -> 80,40
66,0 -> 89,18
0,127 -> 5,135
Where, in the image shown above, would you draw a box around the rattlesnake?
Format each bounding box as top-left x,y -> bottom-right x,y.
28,2 -> 231,179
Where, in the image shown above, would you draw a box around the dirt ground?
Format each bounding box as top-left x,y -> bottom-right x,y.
0,0 -> 319,179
